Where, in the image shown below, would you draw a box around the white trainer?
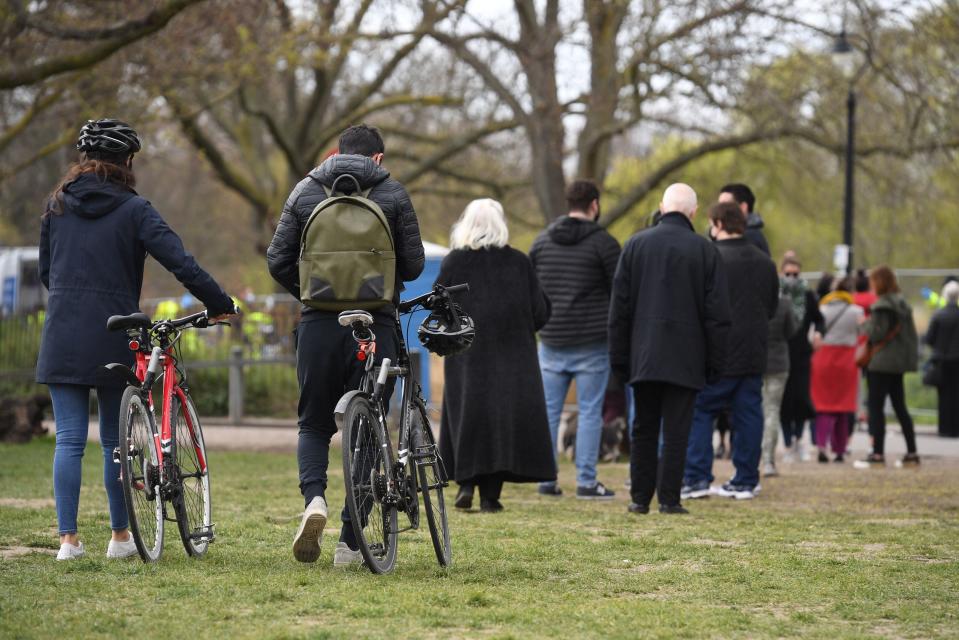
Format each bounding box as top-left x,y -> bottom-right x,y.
106,535 -> 138,559
762,463 -> 778,477
56,541 -> 85,561
333,542 -> 364,568
293,496 -> 328,563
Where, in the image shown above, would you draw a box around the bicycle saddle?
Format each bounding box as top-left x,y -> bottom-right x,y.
106,312 -> 151,332
337,310 -> 374,328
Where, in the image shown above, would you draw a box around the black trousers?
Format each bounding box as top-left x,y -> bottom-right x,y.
866,371 -> 916,455
295,314 -> 398,519
630,382 -> 697,508
459,474 -> 504,502
938,361 -> 959,438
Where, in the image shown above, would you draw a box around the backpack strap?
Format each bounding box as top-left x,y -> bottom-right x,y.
329,174 -> 362,196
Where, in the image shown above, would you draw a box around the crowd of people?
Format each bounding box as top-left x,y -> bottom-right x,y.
36,120 -> 958,565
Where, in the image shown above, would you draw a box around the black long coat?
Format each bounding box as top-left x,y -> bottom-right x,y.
36,174 -> 233,387
609,212 -> 731,390
437,247 -> 556,483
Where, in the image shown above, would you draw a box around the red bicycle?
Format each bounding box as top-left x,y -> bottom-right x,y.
105,310 -> 228,562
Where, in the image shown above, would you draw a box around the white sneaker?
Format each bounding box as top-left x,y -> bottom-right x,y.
782,447 -> 795,464
762,463 -> 778,477
333,542 -> 364,568
798,442 -> 812,462
292,496 -> 328,563
106,535 -> 138,559
714,483 -> 756,500
56,541 -> 85,561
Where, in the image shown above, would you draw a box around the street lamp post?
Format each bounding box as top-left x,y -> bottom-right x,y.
833,30 -> 858,275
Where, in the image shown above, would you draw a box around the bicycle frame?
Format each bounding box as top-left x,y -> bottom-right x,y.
129,343 -> 207,479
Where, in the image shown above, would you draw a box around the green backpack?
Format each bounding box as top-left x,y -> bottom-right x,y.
298,174 -> 396,311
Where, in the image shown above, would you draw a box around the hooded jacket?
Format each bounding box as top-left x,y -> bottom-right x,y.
36,173 -> 233,386
745,211 -> 771,256
714,236 -> 780,376
863,293 -> 919,373
266,154 -> 425,318
529,215 -> 620,346
925,303 -> 959,362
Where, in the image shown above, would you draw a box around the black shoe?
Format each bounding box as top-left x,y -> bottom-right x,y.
900,453 -> 921,467
853,453 -> 886,469
818,451 -> 829,463
627,502 -> 649,515
576,482 -> 616,500
537,482 -> 563,497
833,454 -> 844,463
659,504 -> 689,515
479,499 -> 504,513
454,486 -> 473,510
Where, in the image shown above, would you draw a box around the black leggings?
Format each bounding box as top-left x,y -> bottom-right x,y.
866,371 -> 917,455
460,475 -> 504,502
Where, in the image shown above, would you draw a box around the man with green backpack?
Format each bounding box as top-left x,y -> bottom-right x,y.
267,124 -> 425,566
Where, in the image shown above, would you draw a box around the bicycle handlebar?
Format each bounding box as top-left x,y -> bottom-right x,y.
398,283 -> 469,313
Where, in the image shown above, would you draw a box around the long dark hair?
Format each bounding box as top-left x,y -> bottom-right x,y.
46,154 -> 136,216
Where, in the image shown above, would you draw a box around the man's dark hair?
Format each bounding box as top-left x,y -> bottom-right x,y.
709,202 -> 746,235
834,276 -> 856,293
719,183 -> 756,212
565,179 -> 600,213
339,124 -> 385,157
855,268 -> 870,293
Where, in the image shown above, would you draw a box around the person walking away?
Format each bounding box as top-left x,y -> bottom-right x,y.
530,180 -> 621,500
851,269 -> 877,437
37,119 -> 235,561
924,281 -> 959,438
717,183 -> 770,256
856,266 -> 920,468
682,202 -> 778,501
266,124 -> 425,566
437,199 -> 555,512
809,277 -> 863,463
779,255 -> 824,463
610,184 -> 730,514
761,293 -> 798,476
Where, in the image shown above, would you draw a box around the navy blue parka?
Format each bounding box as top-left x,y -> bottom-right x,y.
36,173 -> 233,387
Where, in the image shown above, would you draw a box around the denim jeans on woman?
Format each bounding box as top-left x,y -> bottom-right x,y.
538,341 -> 609,489
49,384 -> 128,535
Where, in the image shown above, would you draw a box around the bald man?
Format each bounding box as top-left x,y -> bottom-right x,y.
609,183 -> 731,515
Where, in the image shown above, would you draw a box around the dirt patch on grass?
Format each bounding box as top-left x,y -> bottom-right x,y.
690,538 -> 742,548
0,546 -> 56,559
0,498 -> 54,509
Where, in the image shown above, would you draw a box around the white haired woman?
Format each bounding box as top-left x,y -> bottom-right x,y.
436,198 -> 556,512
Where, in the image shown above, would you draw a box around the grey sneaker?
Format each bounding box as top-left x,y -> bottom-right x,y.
762,462 -> 778,477
576,482 -> 615,500
333,542 -> 364,568
714,483 -> 756,500
293,496 -> 327,563
681,480 -> 711,500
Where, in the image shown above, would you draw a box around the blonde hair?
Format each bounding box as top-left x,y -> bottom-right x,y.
450,198 -> 509,250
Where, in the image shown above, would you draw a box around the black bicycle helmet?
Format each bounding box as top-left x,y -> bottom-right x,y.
76,119 -> 142,156
418,302 -> 475,356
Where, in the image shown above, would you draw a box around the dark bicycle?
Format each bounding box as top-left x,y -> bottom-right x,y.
104,309 -> 232,562
334,283 -> 471,574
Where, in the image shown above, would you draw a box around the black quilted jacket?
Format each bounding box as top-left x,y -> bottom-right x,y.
266,154 -> 425,317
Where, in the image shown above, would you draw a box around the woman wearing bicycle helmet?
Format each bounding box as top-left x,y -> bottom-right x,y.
436,198 -> 556,513
37,119 -> 235,560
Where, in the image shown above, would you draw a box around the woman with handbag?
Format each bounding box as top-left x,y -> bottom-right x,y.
810,277 -> 863,463
856,266 -> 920,468
924,281 -> 959,438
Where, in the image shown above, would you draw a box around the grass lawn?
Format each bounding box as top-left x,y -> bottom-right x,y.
1,437 -> 958,639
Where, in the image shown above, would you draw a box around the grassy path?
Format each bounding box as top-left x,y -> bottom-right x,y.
1,438 -> 957,639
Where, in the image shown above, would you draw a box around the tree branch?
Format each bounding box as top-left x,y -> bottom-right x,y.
0,0 -> 207,89
0,87 -> 65,154
397,119 -> 522,185
237,85 -> 304,175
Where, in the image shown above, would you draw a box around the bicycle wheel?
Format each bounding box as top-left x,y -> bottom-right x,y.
411,401 -> 451,566
171,392 -> 213,557
119,385 -> 164,562
341,394 -> 398,574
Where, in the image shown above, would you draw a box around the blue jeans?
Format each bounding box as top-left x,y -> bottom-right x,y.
684,375 -> 764,489
539,341 -> 609,488
49,384 -> 128,534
